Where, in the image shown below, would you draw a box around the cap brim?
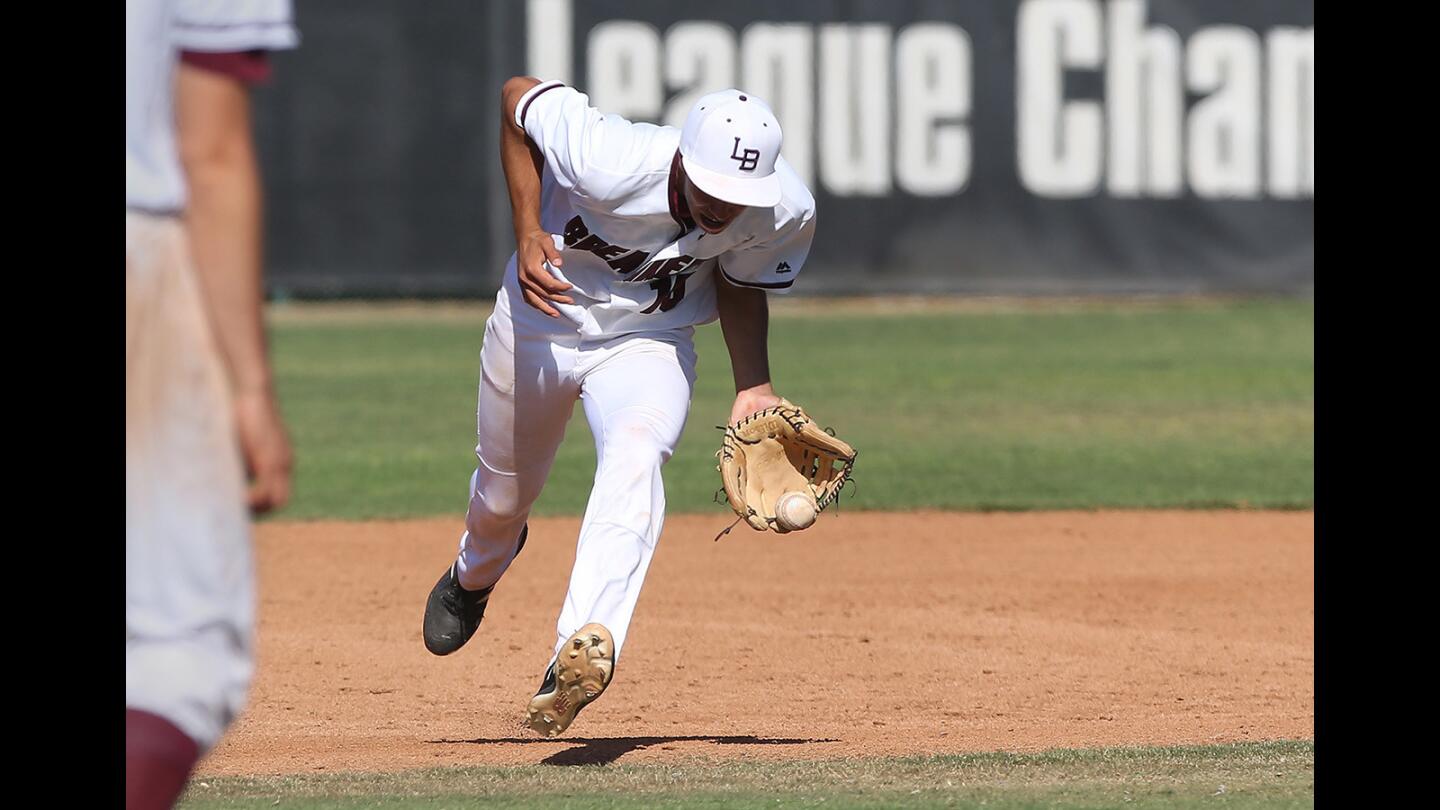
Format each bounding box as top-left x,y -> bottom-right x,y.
682,155 -> 782,208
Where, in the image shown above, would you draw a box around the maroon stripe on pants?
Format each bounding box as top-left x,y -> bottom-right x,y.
126,708 -> 200,810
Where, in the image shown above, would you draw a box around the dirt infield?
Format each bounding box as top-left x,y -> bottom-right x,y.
199,511 -> 1313,776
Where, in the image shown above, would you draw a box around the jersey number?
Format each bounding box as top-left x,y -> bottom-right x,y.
641,273 -> 691,314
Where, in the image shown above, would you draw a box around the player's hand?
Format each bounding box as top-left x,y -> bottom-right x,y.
516,230 -> 573,318
234,389 -> 294,514
729,384 -> 782,425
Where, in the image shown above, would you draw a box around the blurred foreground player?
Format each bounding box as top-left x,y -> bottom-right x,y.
126,2 -> 297,807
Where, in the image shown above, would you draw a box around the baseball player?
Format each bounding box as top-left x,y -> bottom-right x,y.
422,78 -> 816,736
126,2 -> 296,807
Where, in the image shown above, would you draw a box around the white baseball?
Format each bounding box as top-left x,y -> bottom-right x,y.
775,492 -> 818,531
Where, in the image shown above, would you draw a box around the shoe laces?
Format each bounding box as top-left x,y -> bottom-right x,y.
444,576 -> 490,618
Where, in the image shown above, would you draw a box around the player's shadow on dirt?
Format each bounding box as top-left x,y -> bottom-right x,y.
437,734 -> 838,766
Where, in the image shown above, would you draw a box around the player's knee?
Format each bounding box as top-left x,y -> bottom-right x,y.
467,486 -> 530,529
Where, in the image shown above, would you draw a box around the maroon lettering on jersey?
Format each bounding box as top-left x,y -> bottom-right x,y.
630,255 -> 695,283
559,213 -> 696,284
607,250 -> 649,275
593,243 -> 629,261
571,234 -> 608,254
640,271 -> 692,314
562,215 -> 589,246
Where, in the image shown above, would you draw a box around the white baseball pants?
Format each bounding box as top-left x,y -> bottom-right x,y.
453,284 -> 697,663
125,212 -> 254,752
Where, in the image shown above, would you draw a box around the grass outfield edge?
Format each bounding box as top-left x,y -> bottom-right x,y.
257,504 -> 1317,525
182,740 -> 1315,804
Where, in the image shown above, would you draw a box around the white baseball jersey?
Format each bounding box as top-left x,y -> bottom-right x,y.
125,0 -> 298,213
511,80 -> 817,339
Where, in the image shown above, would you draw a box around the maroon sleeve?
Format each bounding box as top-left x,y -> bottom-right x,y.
179,50 -> 273,85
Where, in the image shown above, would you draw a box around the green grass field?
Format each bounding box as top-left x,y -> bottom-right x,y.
267,297 -> 1313,520
180,741 -> 1313,809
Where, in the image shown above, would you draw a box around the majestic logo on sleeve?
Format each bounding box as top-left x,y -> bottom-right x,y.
730,138 -> 760,172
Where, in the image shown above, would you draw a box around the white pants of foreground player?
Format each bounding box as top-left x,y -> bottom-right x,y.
454,279 -> 697,665
125,212 -> 253,752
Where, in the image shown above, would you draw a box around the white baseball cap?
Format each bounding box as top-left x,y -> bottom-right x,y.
679,89 -> 783,208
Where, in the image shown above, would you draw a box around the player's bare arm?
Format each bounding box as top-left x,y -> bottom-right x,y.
500,75 -> 573,318
715,271 -> 782,424
177,62 -> 293,513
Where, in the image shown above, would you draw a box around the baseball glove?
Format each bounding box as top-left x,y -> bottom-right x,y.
716,398 -> 857,535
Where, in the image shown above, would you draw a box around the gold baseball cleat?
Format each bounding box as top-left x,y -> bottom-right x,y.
525,623 -> 615,737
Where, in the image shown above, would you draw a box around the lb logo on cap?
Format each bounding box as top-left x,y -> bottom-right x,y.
730,138 -> 761,172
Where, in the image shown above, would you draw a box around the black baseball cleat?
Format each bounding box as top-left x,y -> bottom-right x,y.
525,623 -> 615,737
422,525 -> 527,656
